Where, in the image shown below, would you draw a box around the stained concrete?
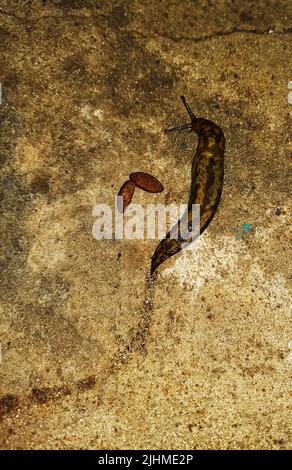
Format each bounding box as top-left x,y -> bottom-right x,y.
0,0 -> 291,449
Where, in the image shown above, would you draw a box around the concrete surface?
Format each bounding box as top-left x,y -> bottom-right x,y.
0,0 -> 291,449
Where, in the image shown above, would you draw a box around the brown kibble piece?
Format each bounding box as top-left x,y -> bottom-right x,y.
117,180 -> 136,213
129,172 -> 164,193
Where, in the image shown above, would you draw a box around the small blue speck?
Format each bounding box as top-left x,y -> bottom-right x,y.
242,223 -> 251,232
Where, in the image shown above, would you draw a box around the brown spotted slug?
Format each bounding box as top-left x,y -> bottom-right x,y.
151,96 -> 225,274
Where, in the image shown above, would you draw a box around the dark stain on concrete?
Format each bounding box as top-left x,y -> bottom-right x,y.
31,385 -> 71,404
2,73 -> 20,91
107,4 -> 129,30
0,172 -> 31,217
105,31 -> 176,116
0,25 -> 10,44
52,0 -> 98,10
30,174 -> 50,194
62,55 -> 87,82
0,394 -> 19,419
0,105 -> 23,166
76,375 -> 96,392
0,172 -> 32,298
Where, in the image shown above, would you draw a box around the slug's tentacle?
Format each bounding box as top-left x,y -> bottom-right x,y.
164,95 -> 195,133
181,95 -> 196,120
151,96 -> 225,275
164,123 -> 192,133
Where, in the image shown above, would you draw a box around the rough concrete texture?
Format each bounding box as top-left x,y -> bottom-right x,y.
0,0 -> 291,450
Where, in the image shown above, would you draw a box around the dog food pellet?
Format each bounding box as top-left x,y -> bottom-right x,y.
129,172 -> 164,193
117,180 -> 136,213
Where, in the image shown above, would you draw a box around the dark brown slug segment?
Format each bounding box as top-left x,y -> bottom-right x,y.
117,180 -> 136,213
130,172 -> 164,193
151,96 -> 225,275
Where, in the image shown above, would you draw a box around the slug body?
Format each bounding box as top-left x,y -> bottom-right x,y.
151,96 -> 225,274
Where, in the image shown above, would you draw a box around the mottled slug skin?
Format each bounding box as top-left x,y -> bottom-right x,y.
151,98 -> 225,275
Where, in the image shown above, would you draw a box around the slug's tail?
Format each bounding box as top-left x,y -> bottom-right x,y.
150,256 -> 160,276
151,248 -> 165,275
164,95 -> 196,133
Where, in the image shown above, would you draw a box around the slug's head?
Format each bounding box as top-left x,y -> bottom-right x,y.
165,95 -> 202,134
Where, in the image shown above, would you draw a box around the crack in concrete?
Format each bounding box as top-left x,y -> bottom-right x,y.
0,8 -> 291,42
135,26 -> 292,44
0,10 -> 106,23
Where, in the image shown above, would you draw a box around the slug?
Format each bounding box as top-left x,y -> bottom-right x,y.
150,95 -> 225,275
